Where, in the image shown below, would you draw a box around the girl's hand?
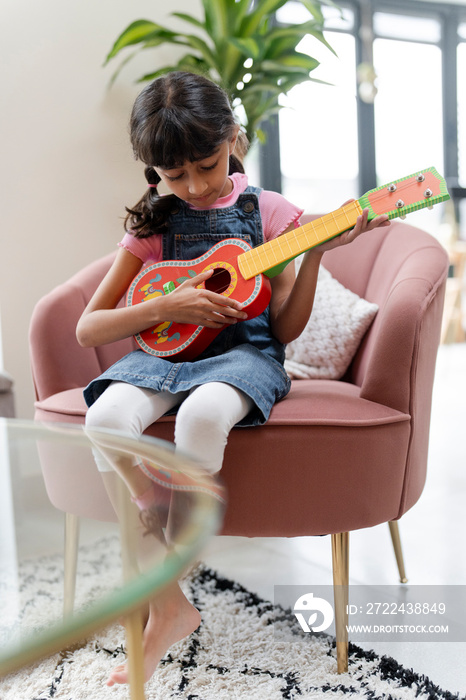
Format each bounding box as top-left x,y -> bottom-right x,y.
316,202 -> 390,254
159,269 -> 248,329
268,207 -> 389,345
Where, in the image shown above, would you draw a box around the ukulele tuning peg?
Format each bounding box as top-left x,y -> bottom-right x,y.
427,203 -> 434,211
416,173 -> 426,183
387,183 -> 397,192
399,214 -> 407,220
424,188 -> 433,198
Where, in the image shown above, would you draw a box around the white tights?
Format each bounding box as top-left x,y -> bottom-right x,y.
85,381 -> 253,475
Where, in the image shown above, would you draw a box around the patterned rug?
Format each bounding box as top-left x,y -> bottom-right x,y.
0,537 -> 463,700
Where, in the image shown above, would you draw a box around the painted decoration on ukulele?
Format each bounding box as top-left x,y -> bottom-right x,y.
150,321 -> 181,347
138,273 -> 163,301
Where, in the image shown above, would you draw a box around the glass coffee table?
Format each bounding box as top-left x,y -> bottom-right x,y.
0,418 -> 225,699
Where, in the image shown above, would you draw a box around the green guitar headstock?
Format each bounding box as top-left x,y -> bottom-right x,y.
359,166 -> 450,220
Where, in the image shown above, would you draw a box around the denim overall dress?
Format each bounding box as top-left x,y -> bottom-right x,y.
83,185 -> 291,427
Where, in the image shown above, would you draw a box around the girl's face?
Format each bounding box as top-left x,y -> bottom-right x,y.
153,130 -> 239,208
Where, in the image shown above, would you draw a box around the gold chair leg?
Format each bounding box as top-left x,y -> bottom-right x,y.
63,512 -> 80,618
388,520 -> 408,583
125,610 -> 146,700
117,479 -> 146,699
331,532 -> 349,673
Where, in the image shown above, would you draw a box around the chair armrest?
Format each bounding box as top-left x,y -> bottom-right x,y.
29,281 -> 102,401
357,227 -> 448,414
322,221 -> 448,413
29,252 -> 136,402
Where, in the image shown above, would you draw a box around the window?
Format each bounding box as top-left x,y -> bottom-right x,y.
373,19 -> 444,234
279,31 -> 359,213
267,1 -> 466,239
458,31 -> 466,188
457,34 -> 466,233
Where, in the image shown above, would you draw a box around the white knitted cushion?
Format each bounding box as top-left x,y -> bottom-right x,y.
284,265 -> 378,380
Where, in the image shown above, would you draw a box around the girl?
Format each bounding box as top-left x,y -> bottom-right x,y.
77,71 -> 389,685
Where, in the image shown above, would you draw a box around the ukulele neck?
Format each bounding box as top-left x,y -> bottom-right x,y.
238,200 -> 363,280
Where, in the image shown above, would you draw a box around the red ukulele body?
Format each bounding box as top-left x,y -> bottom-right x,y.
126,238 -> 272,360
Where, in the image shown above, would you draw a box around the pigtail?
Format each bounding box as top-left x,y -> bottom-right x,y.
124,167 -> 177,239
229,128 -> 248,175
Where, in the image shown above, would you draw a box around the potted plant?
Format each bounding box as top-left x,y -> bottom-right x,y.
104,0 -> 336,145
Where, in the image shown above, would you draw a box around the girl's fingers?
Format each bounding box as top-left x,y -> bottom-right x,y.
354,209 -> 389,235
169,269 -> 247,323
190,269 -> 214,284
187,270 -> 246,315
316,208 -> 391,253
208,299 -> 248,320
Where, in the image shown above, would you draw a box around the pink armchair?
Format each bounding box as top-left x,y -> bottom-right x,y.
29,217 -> 448,672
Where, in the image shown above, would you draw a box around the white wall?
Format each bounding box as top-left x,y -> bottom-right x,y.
0,0 -> 200,418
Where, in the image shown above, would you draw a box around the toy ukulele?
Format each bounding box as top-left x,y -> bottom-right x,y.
127,166 -> 449,360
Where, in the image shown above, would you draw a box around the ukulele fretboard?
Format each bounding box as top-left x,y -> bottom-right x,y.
238,200 -> 363,280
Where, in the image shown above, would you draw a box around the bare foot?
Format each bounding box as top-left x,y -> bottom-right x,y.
107,584 -> 201,686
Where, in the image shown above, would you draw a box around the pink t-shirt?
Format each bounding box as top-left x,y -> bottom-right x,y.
118,173 -> 303,263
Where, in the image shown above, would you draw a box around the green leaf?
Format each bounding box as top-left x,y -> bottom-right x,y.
240,0 -> 289,36
106,48 -> 140,87
202,0 -> 228,38
263,21 -> 337,57
170,12 -> 206,31
304,28 -> 338,56
318,0 -> 343,13
256,127 -> 267,144
175,54 -> 211,71
263,35 -> 303,60
278,73 -> 330,93
263,21 -> 321,42
225,0 -> 252,30
181,34 -> 218,69
300,75 -> 333,87
136,56 -> 211,84
136,65 -> 182,83
279,53 -> 321,71
261,104 -> 283,122
137,36 -> 181,49
258,92 -> 282,112
198,1 -> 245,84
227,37 -> 263,60
240,80 -> 283,95
105,20 -> 176,63
261,55 -> 320,74
297,0 -> 324,22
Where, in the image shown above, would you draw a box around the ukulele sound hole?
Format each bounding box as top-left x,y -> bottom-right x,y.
204,267 -> 231,295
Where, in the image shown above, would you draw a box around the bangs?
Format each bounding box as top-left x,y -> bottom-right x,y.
134,107 -> 227,169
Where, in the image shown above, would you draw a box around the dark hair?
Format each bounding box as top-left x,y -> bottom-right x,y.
124,72 -> 248,238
